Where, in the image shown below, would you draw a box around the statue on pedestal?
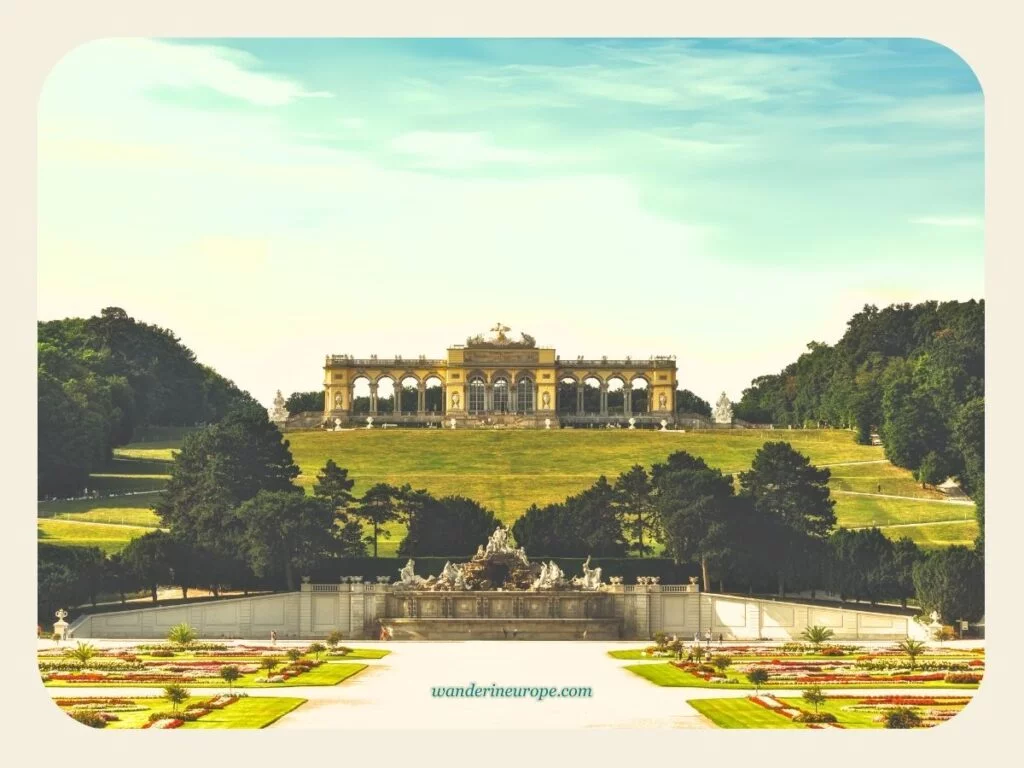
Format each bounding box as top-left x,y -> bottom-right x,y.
713,392 -> 733,424
269,390 -> 289,424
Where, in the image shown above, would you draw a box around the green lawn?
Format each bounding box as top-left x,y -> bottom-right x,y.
59,429 -> 969,556
45,661 -> 367,688
38,495 -> 162,527
690,696 -> 971,729
878,520 -> 979,548
37,518 -> 153,554
827,462 -> 947,500
624,663 -> 979,690
60,695 -> 305,729
689,698 -> 807,728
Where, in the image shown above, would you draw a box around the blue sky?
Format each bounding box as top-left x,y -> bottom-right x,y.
37,38 -> 983,406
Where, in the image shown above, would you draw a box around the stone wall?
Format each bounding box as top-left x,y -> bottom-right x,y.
69,584 -> 925,641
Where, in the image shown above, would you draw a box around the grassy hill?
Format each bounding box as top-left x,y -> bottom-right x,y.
38,428 -> 977,556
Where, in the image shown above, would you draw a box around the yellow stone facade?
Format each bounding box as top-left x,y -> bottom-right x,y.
323,328 -> 678,428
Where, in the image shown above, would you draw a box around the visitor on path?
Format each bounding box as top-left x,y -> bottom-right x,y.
719,633 -> 723,644
694,632 -> 700,644
705,629 -> 711,644
512,627 -> 518,640
503,627 -> 508,639
270,630 -> 277,646
877,484 -> 882,493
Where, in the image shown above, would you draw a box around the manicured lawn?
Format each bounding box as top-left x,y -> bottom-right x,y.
690,695 -> 972,729
37,519 -> 153,554
44,661 -> 367,688
836,496 -> 974,529
58,695 -> 305,729
689,698 -> 807,728
81,429 -> 968,551
181,696 -> 306,728
624,663 -> 979,690
878,521 -> 979,549
38,495 -> 162,528
826,462 -> 947,500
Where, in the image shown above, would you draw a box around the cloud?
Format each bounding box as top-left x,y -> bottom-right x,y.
910,215 -> 984,228
43,39 -> 332,109
390,131 -> 540,169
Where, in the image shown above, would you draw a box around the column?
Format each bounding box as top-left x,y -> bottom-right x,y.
510,383 -> 518,413
624,388 -> 632,416
417,383 -> 426,414
484,384 -> 493,413
534,382 -> 540,413
370,382 -> 378,415
600,383 -> 608,416
576,384 -> 584,415
441,385 -> 447,414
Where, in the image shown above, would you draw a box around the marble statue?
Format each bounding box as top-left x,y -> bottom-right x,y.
713,392 -> 733,424
334,417 -> 342,431
658,393 -> 667,410
544,417 -> 551,429
395,558 -> 428,589
269,390 -> 289,423
485,526 -> 512,555
449,417 -> 457,429
572,556 -> 603,591
531,560 -> 566,590
451,392 -> 460,409
334,392 -> 343,409
542,392 -> 551,409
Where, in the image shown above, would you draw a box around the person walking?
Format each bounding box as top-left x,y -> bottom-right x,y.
270,630 -> 277,646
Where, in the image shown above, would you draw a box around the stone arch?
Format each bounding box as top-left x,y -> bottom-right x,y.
557,375 -> 579,415
424,374 -> 444,414
398,375 -> 420,414
375,374 -> 397,415
515,372 -> 535,414
351,374 -> 372,415
606,375 -> 626,416
581,375 -> 602,415
630,375 -> 650,414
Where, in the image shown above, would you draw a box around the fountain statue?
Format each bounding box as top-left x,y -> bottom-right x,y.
572,556 -> 603,591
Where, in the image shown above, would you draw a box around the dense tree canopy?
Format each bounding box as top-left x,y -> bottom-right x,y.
675,389 -> 712,417
512,476 -> 626,557
912,546 -> 984,623
285,390 -> 325,413
154,404 -> 300,552
37,307 -> 256,496
399,495 -> 499,557
732,301 -> 984,544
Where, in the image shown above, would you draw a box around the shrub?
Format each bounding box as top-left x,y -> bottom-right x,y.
697,664 -> 716,675
801,626 -> 835,651
286,648 -> 304,663
712,656 -> 732,672
163,684 -> 190,713
944,673 -> 982,684
149,649 -> 175,658
652,632 -> 668,649
746,668 -> 770,693
68,710 -> 108,728
65,642 -> 98,666
820,646 -> 846,657
334,646 -> 353,656
325,630 -> 343,649
307,642 -> 326,659
794,712 -> 837,724
884,707 -> 923,729
167,623 -> 198,649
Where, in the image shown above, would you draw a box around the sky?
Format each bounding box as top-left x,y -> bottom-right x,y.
37,38 -> 984,407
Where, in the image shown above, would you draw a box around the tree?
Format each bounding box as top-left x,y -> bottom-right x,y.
121,530 -> 177,602
746,668 -> 769,694
285,390 -> 325,413
325,631 -> 343,650
307,642 -> 326,660
164,684 -> 190,713
912,546 -> 984,624
219,665 -> 240,694
154,403 -> 300,557
739,442 -> 836,596
802,686 -> 826,714
916,450 -> 951,489
897,639 -> 926,671
654,453 -> 736,591
354,484 -> 402,558
337,520 -> 368,557
614,466 -> 657,557
801,626 -> 834,652
712,656 -> 732,673
312,459 -> 356,521
235,490 -> 339,590
399,494 -> 499,557
675,389 -> 712,417
261,658 -> 279,677
286,648 -> 303,663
